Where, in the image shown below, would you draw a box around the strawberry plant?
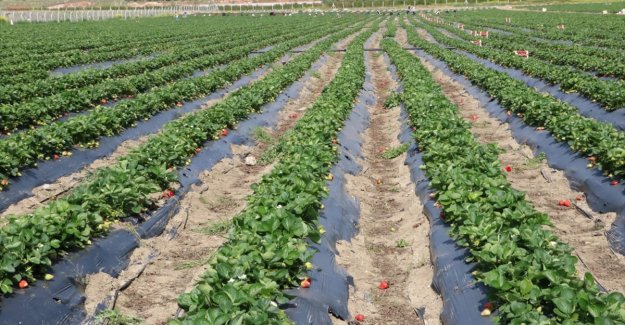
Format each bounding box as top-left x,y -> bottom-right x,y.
384,36 -> 625,324
0,19 -> 301,105
436,12 -> 625,79
0,17 -> 284,86
0,18 -> 370,295
171,23 -> 377,324
403,17 -> 625,180
415,16 -> 625,110
437,9 -> 625,50
0,20 -> 339,132
0,19 -> 363,189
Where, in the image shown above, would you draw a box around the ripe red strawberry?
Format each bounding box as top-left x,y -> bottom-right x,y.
300,278 -> 311,288
195,148 -> 201,154
1,179 -> 8,186
575,195 -> 583,201
53,154 -> 60,160
176,102 -> 183,107
562,200 -> 571,208
100,99 -> 107,105
588,156 -> 596,162
483,302 -> 494,310
504,165 -> 512,172
355,314 -> 365,322
162,189 -> 174,199
18,280 -> 28,289
611,180 -> 619,186
221,128 -> 229,137
378,280 -> 389,290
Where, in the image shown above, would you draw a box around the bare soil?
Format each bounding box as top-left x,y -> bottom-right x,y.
335,30 -> 442,325
0,46 -> 297,222
409,36 -> 625,294
416,27 -> 436,43
1,137 -> 149,219
396,22 -> 409,46
82,34 -> 354,324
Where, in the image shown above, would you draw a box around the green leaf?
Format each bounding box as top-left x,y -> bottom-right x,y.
0,279 -> 13,294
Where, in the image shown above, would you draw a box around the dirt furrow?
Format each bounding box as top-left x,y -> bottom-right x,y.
1,136 -> 148,219
82,37 -> 353,324
406,27 -> 625,294
335,30 -> 442,325
0,51 -> 296,221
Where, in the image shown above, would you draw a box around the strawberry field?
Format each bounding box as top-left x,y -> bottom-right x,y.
1,8 -> 625,325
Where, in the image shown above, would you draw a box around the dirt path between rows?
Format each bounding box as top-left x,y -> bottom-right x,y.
1,77 -> 282,222
1,135 -> 150,219
335,30 -> 442,325
0,45 -> 306,221
401,25 -> 625,294
81,34 -> 357,325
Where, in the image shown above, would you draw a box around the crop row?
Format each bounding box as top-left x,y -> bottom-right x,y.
403,19 -> 625,186
0,16 -> 211,57
0,17 -> 288,67
451,19 -> 625,64
0,31 -> 168,61
0,18 -> 361,188
458,10 -> 623,40
523,2 -> 625,13
0,19 -> 297,105
0,21 -> 318,131
1,38 -> 172,86
383,36 -> 625,324
171,22 -> 376,325
0,18 -> 263,85
0,18 -> 368,295
440,10 -> 625,50
453,23 -> 625,79
2,29 -> 213,74
384,17 -> 397,37
415,16 -> 625,110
